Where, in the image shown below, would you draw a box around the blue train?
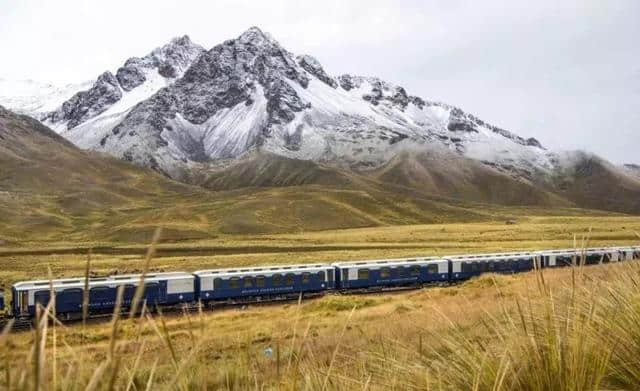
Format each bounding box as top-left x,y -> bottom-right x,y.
1,246 -> 638,320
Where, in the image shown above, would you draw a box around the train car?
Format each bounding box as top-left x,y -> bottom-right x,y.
332,257 -> 448,290
618,246 -> 640,261
11,272 -> 195,319
194,264 -> 334,302
447,252 -> 537,281
537,248 -> 620,268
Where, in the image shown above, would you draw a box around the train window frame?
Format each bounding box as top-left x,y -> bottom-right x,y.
256,276 -> 266,288
243,277 -> 254,288
213,278 -> 223,290
123,285 -> 136,300
317,271 -> 326,282
461,262 -> 471,273
272,274 -> 282,286
302,273 -> 311,284
229,277 -> 240,289
327,270 -> 333,282
380,267 -> 391,279
396,267 -> 406,277
285,274 -> 295,286
342,269 -> 349,281
34,290 -> 52,307
427,264 -> 439,274
410,265 -> 420,277
357,268 -> 370,280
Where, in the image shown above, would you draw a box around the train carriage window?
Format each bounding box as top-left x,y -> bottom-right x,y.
427,264 -> 439,274
285,274 -> 295,286
461,263 -> 471,273
272,274 -> 282,286
229,277 -> 240,289
243,277 -> 254,288
302,273 -> 311,284
89,286 -> 113,301
471,263 -> 479,273
213,278 -> 223,290
34,290 -> 51,307
357,269 -> 370,280
317,271 -> 326,282
342,269 -> 349,281
123,285 -> 136,301
410,266 -> 420,277
487,262 -> 495,271
327,270 -> 333,282
380,268 -> 391,279
256,276 -> 266,288
396,267 -> 406,277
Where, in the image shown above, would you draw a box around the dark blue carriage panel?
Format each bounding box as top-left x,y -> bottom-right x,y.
166,292 -> 195,304
337,264 -> 445,289
56,288 -> 83,314
200,270 -> 329,301
452,256 -> 535,281
421,264 -> 449,283
0,292 -> 4,313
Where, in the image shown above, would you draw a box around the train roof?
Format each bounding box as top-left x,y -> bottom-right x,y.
12,272 -> 194,291
331,256 -> 442,268
444,251 -> 536,261
193,263 -> 332,278
537,247 -> 622,255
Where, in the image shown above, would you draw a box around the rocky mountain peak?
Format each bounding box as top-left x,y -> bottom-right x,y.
237,26 -> 275,46
20,27 -> 552,181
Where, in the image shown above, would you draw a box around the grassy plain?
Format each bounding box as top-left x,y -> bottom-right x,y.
1,216 -> 640,389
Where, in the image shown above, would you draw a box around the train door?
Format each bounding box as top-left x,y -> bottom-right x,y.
20,291 -> 29,315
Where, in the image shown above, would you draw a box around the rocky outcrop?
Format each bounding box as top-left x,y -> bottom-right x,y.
297,55 -> 337,88
116,61 -> 147,91
44,35 -> 204,131
43,72 -> 122,129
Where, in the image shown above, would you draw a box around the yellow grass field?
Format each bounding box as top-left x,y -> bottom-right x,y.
1,215 -> 640,390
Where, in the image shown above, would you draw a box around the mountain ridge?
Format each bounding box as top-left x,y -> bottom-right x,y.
5,27 -> 552,182
1,27 -> 638,216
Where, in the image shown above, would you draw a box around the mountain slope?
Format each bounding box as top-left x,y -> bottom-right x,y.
36,27 -> 551,182
7,105 -> 579,244
550,153 -> 640,214
1,27 -> 638,218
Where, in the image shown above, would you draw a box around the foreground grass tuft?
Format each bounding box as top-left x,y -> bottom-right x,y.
2,246 -> 640,389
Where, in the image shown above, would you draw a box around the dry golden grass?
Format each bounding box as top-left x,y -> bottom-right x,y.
1,219 -> 640,390
3,259 -> 640,390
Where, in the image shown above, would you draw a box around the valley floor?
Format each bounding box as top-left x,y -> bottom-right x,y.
2,216 -> 640,389
1,215 -> 639,285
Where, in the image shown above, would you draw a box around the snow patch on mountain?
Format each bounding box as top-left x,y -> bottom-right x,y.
42,35 -> 204,134
0,78 -> 90,118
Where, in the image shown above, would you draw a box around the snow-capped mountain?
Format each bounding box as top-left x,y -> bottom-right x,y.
0,78 -> 91,117
4,27 -> 552,180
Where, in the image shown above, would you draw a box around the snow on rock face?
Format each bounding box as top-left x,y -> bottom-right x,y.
42,35 -> 204,132
44,71 -> 123,129
4,27 -> 551,179
296,55 -> 337,88
0,78 -> 91,118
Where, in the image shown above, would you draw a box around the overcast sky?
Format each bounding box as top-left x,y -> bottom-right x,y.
1,0 -> 638,163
